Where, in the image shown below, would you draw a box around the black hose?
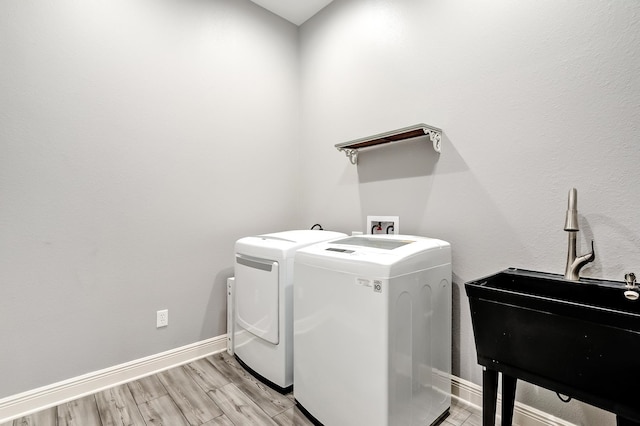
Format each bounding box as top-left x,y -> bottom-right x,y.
310,224 -> 323,230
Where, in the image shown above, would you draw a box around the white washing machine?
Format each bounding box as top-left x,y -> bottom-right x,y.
293,234 -> 452,426
233,229 -> 345,392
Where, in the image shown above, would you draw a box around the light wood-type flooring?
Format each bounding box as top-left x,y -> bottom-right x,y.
1,352 -> 482,426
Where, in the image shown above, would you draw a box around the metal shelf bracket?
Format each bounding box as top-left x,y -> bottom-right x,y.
340,148 -> 359,165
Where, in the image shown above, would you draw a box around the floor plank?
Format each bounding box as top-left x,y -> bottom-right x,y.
200,414 -> 235,426
58,395 -> 101,426
446,406 -> 472,425
9,407 -> 56,426
209,353 -> 293,417
127,374 -> 168,405
95,384 -> 146,426
138,394 -> 189,426
459,412 -> 482,426
208,383 -> 277,426
236,378 -> 294,418
204,354 -> 246,384
183,358 -> 230,392
157,366 -> 222,425
272,406 -> 316,426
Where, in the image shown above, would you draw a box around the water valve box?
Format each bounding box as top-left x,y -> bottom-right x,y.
367,216 -> 399,235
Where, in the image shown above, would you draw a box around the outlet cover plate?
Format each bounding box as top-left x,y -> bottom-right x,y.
157,309 -> 168,328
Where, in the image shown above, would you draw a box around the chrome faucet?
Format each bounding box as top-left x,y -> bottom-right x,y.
564,188 -> 595,280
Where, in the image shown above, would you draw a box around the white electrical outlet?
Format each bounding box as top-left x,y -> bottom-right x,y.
367,216 -> 400,235
157,309 -> 168,328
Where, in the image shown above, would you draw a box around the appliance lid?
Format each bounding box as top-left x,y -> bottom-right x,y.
235,230 -> 346,259
257,230 -> 345,245
294,234 -> 451,277
329,236 -> 415,250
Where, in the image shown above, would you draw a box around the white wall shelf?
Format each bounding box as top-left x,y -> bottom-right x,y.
335,123 -> 442,165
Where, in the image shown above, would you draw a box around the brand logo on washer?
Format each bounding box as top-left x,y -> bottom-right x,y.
373,280 -> 382,293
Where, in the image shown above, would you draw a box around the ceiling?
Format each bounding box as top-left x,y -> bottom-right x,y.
249,0 -> 335,26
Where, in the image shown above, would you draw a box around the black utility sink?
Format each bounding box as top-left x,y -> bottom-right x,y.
465,268 -> 640,426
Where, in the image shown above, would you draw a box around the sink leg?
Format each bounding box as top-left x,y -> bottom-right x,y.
483,368 -> 498,426
501,375 -> 517,426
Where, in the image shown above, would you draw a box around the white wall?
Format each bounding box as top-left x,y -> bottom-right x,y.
0,0 -> 301,398
299,0 -> 640,424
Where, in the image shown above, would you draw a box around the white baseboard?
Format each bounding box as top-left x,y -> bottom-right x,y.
0,335 -> 227,424
451,375 -> 577,426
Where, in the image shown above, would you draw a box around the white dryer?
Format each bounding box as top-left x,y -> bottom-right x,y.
234,229 -> 345,392
293,234 -> 452,426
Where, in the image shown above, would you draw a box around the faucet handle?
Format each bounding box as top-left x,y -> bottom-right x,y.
625,272 -> 637,288
624,272 -> 639,301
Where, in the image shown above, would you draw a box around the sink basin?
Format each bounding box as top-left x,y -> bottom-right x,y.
466,268 -> 640,424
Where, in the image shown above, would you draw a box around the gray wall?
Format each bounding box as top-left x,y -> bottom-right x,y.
299,0 -> 640,424
0,0 -> 301,398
